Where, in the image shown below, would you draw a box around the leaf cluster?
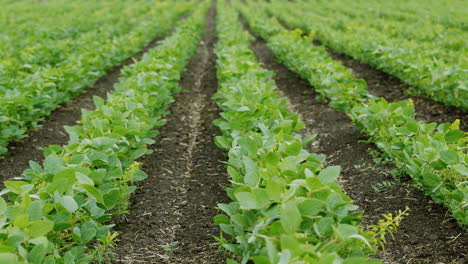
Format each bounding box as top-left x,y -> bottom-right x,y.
239,0 -> 467,228
214,2 -> 379,263
0,3 -> 208,263
0,1 -> 194,155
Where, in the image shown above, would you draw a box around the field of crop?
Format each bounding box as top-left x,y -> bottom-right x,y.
0,0 -> 466,263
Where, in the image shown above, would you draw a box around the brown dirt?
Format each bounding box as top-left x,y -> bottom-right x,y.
112,5 -> 229,264
244,19 -> 468,264
0,20 -> 182,183
316,40 -> 468,131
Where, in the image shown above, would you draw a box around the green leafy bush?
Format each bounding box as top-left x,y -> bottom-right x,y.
213,2 -> 378,263
265,0 -> 468,110
0,1 -> 194,155
0,3 -> 208,263
238,0 -> 467,227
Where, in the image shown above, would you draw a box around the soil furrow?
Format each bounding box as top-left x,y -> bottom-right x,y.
245,21 -> 468,264
0,19 -> 185,183
316,41 -> 468,131
113,5 -> 229,264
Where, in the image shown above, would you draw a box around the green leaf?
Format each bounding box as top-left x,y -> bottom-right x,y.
343,256 -> 375,264
453,164 -> 468,176
318,254 -> 338,264
103,189 -> 121,209
302,134 -> 317,145
327,193 -> 346,209
213,214 -> 230,225
319,166 -> 340,183
281,201 -> 302,234
82,184 -> 104,204
226,259 -> 239,264
61,196 -> 79,213
53,212 -> 71,225
336,224 -> 359,238
6,235 -> 25,248
422,173 -> 440,187
266,238 -> 279,262
28,220 -> 54,238
235,192 -> 258,210
265,179 -> 283,202
445,130 -> 464,143
64,251 -> 74,264
133,170 -> 147,182
430,159 -> 447,170
279,248 -> 291,264
27,201 -> 43,220
43,155 -> 65,174
13,214 -> 29,228
265,152 -> 280,165
314,217 -> 335,237
439,150 -> 459,164
4,181 -> 29,194
29,236 -> 48,246
298,199 -> 324,217
0,197 -> 7,215
93,96 -> 105,108
130,147 -> 147,160
252,188 -> 271,208
76,172 -> 94,185
280,235 -> 300,256
405,120 -> 419,133
80,221 -> 97,243
92,137 -> 118,150
242,156 -> 259,186
29,161 -> 43,172
214,136 -> 230,150
0,253 -> 18,264
48,169 -> 77,194
64,126 -> 83,145
28,244 -> 46,264
231,214 -> 250,227
285,140 -> 302,156
250,256 -> 275,264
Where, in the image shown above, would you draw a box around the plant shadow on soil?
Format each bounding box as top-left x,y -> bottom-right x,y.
0,16 -> 188,184
240,15 -> 468,264
112,4 -> 230,264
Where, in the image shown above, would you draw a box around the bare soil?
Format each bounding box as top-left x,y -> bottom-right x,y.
113,5 -> 229,263
244,18 -> 468,264
0,20 -> 182,183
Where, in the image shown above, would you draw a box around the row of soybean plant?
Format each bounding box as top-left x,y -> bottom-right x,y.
237,0 -> 467,228
213,1 -> 381,263
0,2 -> 209,263
0,1 -> 194,155
265,0 -> 468,110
